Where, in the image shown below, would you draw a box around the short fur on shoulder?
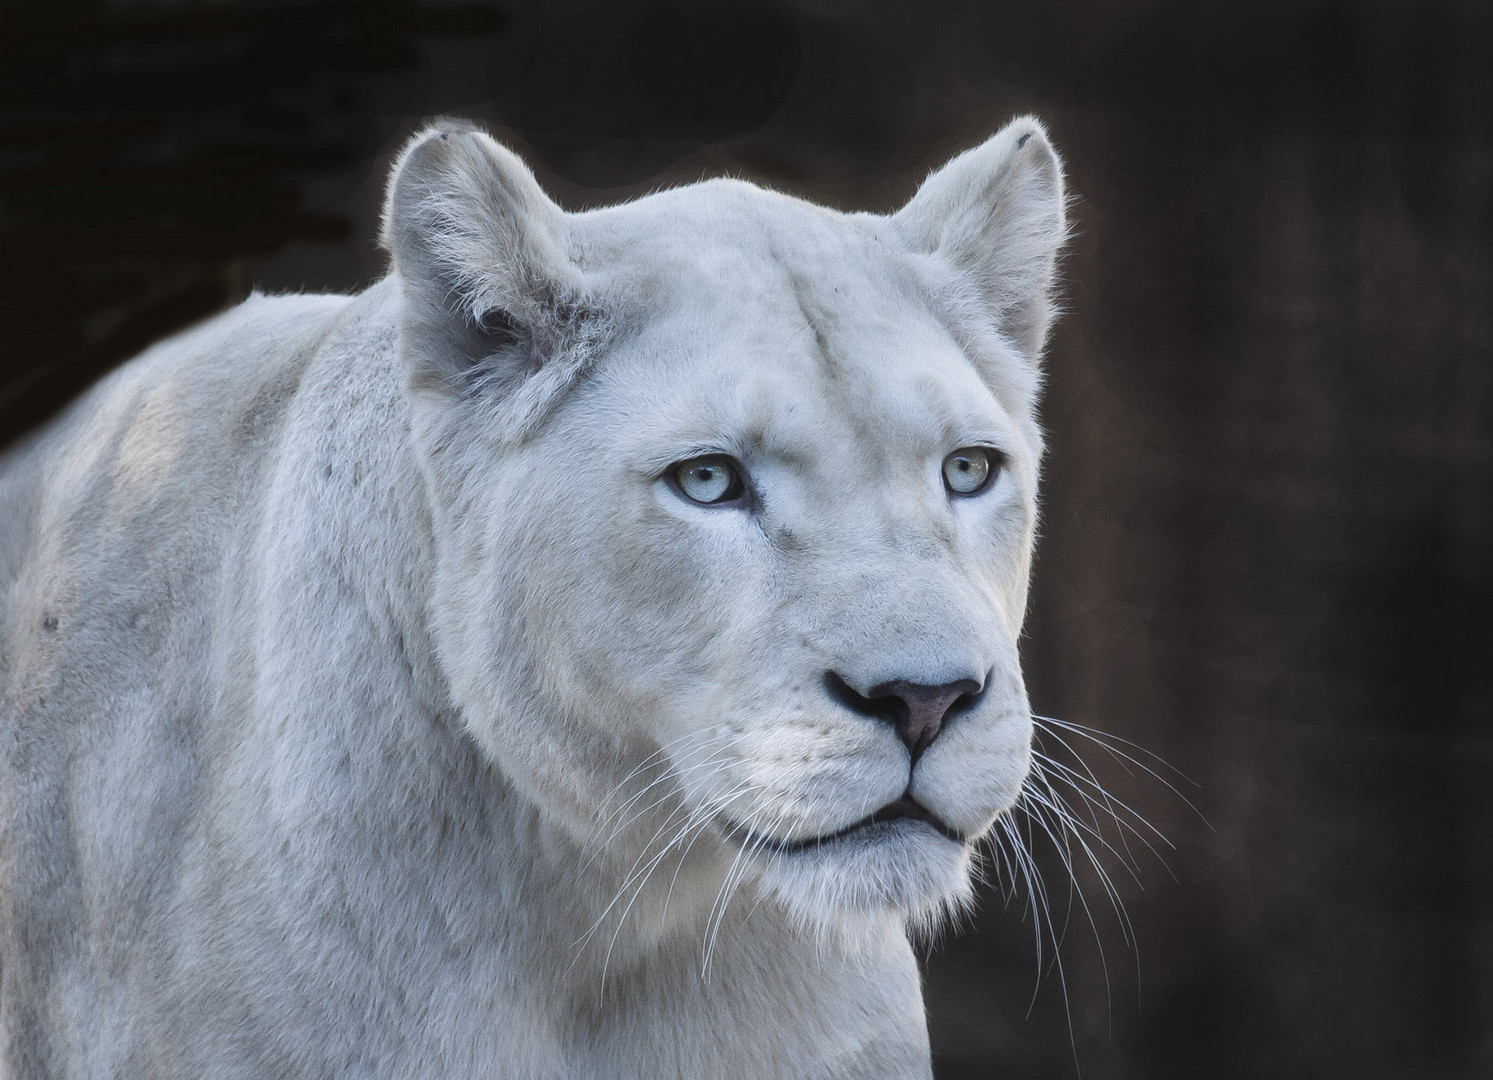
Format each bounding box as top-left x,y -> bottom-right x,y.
0,117 -> 1066,1079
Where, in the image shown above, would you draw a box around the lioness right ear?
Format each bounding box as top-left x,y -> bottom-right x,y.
893,117 -> 1068,367
381,120 -> 594,402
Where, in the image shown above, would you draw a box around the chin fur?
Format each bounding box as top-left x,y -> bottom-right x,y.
753,821 -> 976,936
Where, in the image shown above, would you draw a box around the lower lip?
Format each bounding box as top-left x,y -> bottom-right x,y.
734,809 -> 967,856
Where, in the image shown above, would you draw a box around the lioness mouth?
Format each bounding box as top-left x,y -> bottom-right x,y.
735,795 -> 967,855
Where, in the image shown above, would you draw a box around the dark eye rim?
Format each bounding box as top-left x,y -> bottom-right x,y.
665,453 -> 750,507
942,446 -> 1005,498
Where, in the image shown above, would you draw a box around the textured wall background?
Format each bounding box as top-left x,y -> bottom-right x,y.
2,2 -> 1488,1077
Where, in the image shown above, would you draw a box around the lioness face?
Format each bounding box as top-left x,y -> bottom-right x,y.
388,121 -> 1064,930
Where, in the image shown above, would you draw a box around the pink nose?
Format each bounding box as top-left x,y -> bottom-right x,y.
826,673 -> 983,761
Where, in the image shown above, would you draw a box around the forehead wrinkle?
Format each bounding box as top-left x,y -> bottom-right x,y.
774,255 -> 925,459
782,241 -> 965,389
785,266 -> 841,386
707,243 -> 865,469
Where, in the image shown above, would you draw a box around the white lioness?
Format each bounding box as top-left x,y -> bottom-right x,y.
0,117 -> 1065,1078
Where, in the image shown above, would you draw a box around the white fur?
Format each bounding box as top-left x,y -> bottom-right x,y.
0,117 -> 1066,1078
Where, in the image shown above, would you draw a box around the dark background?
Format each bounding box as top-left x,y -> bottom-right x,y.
2,1 -> 1489,1076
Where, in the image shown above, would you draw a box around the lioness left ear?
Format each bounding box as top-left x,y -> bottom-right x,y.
381,119 -> 597,402
893,117 -> 1067,365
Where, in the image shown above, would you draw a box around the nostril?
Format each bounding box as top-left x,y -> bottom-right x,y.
823,671 -> 901,724
825,671 -> 983,761
942,682 -> 984,719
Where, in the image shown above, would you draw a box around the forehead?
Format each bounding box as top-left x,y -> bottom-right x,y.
575,182 -> 1011,453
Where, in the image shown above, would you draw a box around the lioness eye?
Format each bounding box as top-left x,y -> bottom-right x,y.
672,455 -> 746,505
942,447 -> 995,496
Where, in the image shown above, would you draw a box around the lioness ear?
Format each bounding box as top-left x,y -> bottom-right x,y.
893,117 -> 1067,365
381,120 -> 596,402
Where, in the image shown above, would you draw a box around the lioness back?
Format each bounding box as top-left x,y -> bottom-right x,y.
0,119 -> 1065,1079
0,290 -> 351,598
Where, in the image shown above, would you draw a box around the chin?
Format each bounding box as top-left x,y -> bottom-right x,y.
753,820 -> 976,936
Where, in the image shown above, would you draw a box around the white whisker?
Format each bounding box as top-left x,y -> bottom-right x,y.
975,710 -> 1196,1072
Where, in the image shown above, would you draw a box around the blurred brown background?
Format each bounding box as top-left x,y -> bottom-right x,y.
2,1 -> 1489,1076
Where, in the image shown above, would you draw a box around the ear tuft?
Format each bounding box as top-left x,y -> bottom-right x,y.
893,116 -> 1068,364
378,118 -> 498,253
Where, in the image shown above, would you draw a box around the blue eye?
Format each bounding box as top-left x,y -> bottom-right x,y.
671,456 -> 746,505
942,447 -> 997,496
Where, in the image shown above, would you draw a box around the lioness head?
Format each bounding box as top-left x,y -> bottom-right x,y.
382,119 -> 1065,932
